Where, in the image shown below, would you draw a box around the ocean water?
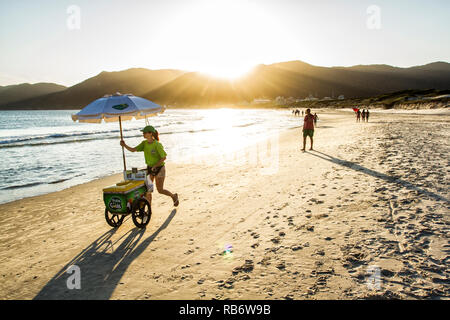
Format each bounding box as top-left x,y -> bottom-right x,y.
0,108 -> 302,204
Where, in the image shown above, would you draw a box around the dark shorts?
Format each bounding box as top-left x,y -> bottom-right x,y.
147,165 -> 166,178
303,129 -> 314,137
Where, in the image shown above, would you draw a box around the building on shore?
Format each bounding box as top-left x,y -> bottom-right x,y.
253,98 -> 272,104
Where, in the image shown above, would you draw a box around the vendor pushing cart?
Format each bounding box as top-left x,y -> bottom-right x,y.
72,93 -> 177,229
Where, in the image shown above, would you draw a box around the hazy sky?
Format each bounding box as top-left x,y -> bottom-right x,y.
1,0 -> 449,86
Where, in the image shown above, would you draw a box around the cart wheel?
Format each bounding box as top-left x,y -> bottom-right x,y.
132,198 -> 151,228
105,208 -> 124,228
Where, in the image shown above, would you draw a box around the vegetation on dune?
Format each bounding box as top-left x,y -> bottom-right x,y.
284,89 -> 450,110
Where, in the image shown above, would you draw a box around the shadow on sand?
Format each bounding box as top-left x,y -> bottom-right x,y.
34,209 -> 177,300
307,150 -> 448,203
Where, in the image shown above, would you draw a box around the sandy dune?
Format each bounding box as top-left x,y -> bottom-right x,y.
0,110 -> 448,300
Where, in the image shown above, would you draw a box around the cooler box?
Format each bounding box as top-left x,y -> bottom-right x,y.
103,180 -> 147,214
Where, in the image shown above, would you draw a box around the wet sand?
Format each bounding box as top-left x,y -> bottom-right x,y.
0,109 -> 448,300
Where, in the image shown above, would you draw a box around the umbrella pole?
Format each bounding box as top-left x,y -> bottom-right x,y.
119,116 -> 127,173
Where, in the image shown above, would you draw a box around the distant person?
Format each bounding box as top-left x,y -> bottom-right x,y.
366,109 -> 370,122
361,109 -> 366,122
356,109 -> 361,122
302,110 -> 304,116
120,125 -> 179,207
314,113 -> 318,127
301,108 -> 315,151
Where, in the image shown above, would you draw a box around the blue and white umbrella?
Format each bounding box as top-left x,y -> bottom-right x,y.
71,92 -> 164,123
72,92 -> 165,172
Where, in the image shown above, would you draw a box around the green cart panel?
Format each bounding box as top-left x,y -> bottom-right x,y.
103,180 -> 147,214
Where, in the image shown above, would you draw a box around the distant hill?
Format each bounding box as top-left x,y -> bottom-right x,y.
0,83 -> 66,106
1,61 -> 449,109
144,61 -> 450,106
143,72 -> 243,106
1,68 -> 185,109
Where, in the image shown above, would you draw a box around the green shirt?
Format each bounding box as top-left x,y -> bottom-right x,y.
135,140 -> 167,166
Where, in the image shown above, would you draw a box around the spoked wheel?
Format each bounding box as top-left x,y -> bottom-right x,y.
132,198 -> 152,228
105,208 -> 125,228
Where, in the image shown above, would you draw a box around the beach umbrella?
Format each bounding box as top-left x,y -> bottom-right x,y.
71,92 -> 165,172
352,107 -> 359,112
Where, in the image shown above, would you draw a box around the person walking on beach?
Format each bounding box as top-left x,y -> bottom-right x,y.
356,109 -> 361,122
302,108 -> 315,151
361,109 -> 366,122
366,109 -> 370,122
314,113 -> 319,127
120,125 -> 179,207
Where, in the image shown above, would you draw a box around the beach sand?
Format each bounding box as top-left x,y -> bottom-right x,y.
0,110 -> 448,300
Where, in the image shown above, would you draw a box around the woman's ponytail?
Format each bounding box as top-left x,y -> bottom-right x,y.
152,130 -> 159,141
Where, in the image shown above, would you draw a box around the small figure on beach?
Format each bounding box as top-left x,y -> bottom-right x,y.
356,109 -> 361,122
302,110 -> 304,116
361,109 -> 366,122
314,113 -> 318,127
366,109 -> 370,122
301,108 -> 315,151
120,125 -> 179,207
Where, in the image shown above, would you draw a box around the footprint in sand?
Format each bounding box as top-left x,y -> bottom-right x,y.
251,232 -> 260,239
271,237 -> 281,244
258,256 -> 271,266
232,260 -> 254,275
287,216 -> 295,226
276,261 -> 286,270
315,249 -> 325,256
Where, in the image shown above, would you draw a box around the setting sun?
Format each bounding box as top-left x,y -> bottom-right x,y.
199,65 -> 251,80
153,0 -> 291,79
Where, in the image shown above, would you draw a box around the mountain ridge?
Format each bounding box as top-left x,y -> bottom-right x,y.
1,60 -> 449,109
0,83 -> 67,106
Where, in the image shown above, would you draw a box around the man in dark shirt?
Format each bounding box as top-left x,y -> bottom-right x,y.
302,108 -> 315,151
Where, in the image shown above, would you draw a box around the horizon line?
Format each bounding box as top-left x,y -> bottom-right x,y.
1,59 -> 449,88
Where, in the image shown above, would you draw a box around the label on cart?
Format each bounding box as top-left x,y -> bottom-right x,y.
108,197 -> 123,210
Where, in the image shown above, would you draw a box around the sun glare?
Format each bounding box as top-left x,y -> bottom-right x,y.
198,108 -> 242,150
201,108 -> 235,130
155,0 -> 289,79
200,65 -> 252,80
